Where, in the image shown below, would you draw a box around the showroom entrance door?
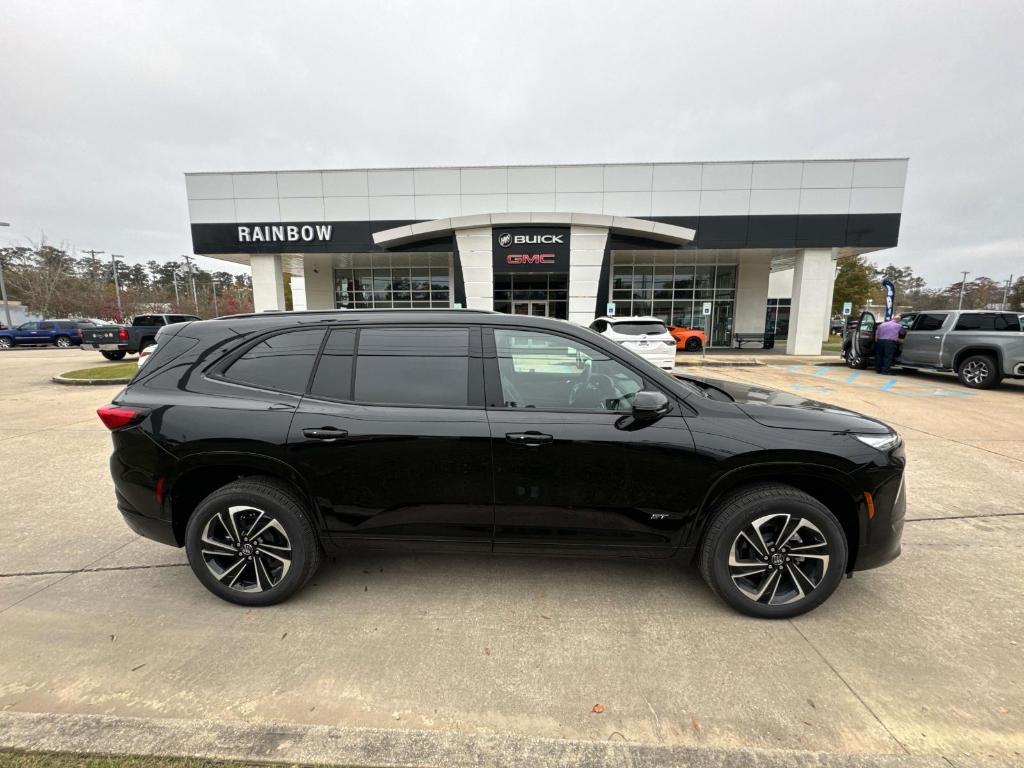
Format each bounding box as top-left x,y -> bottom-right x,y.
512,301 -> 547,317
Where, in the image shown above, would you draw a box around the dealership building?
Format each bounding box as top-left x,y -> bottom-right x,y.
185,158 -> 908,355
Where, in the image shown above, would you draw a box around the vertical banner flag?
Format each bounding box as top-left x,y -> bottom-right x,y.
882,279 -> 895,321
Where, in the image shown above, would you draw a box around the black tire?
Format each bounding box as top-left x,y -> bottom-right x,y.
184,477 -> 322,606
698,483 -> 848,619
101,350 -> 127,361
685,337 -> 702,352
957,354 -> 1001,389
845,350 -> 867,369
54,335 -> 72,348
0,337 -> 12,350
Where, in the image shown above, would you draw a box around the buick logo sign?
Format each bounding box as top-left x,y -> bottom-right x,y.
498,233 -> 512,247
498,232 -> 564,246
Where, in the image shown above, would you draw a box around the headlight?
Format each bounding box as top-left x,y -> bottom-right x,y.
854,433 -> 901,451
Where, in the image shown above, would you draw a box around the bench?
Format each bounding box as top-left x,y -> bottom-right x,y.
734,333 -> 774,349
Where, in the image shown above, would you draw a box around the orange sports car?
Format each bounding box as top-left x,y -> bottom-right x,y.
668,325 -> 706,352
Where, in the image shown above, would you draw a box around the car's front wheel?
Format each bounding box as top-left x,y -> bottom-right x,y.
0,337 -> 12,350
699,483 -> 848,618
184,477 -> 322,606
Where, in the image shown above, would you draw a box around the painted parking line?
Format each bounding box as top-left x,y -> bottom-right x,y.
769,364 -> 976,398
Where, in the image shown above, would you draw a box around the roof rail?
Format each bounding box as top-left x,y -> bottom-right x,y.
211,308 -> 497,321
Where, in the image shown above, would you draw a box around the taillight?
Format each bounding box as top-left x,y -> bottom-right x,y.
97,404 -> 147,430
117,327 -> 129,341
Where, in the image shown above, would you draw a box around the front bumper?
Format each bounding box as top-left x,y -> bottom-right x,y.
854,468 -> 906,571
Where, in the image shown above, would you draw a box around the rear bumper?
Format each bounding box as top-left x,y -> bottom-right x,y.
118,494 -> 178,547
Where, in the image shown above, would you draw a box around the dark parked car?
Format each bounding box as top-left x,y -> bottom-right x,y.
0,319 -> 94,349
82,313 -> 200,360
99,310 -> 906,618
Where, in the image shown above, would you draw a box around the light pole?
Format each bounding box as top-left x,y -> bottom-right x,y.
1003,275 -> 1014,311
957,271 -> 970,310
0,222 -> 11,328
181,254 -> 199,312
110,254 -> 124,318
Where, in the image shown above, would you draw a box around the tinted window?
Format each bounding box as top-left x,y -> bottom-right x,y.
17,322 -> 37,330
224,329 -> 325,393
494,329 -> 643,412
353,327 -> 470,407
38,322 -> 54,330
167,315 -> 198,324
954,313 -> 1021,331
309,328 -> 357,401
913,313 -> 946,332
133,315 -> 163,326
609,321 -> 668,336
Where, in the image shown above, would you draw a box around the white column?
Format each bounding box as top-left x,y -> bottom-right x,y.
568,225 -> 608,325
822,261 -> 837,341
290,273 -> 306,311
250,254 -> 285,312
455,226 -> 493,310
297,254 -> 336,310
786,248 -> 834,355
733,255 -> 772,334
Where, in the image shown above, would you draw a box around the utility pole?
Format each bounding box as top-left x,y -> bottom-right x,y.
1003,275 -> 1014,311
181,254 -> 199,312
81,249 -> 105,279
171,268 -> 180,306
0,222 -> 11,328
957,271 -> 970,310
211,279 -> 219,317
110,254 -> 124,318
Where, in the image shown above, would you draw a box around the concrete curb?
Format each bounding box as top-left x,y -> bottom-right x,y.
51,375 -> 132,386
0,711 -> 1011,768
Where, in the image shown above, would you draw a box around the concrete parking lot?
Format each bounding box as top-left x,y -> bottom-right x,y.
1,348 -> 1022,765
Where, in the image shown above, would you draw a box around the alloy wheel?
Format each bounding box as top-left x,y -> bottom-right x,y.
56,337 -> 71,348
962,360 -> 989,385
0,338 -> 11,349
728,513 -> 831,606
200,505 -> 292,592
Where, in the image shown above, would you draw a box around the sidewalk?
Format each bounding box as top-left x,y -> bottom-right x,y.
676,350 -> 843,367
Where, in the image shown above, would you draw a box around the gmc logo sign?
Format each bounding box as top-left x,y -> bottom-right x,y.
506,254 -> 556,265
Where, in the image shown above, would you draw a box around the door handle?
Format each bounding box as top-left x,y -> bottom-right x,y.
506,431 -> 553,446
302,426 -> 349,441
932,336 -> 941,339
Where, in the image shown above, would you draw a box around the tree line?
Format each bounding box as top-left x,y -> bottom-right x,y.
831,255 -> 1022,315
0,241 -> 254,322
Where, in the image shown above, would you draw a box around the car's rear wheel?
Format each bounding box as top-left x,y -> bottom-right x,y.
0,337 -> 12,350
55,335 -> 72,348
699,483 -> 847,618
101,350 -> 127,361
184,477 -> 322,606
957,354 -> 1001,389
685,337 -> 702,352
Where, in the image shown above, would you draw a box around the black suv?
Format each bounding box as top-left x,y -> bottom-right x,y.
99,310 -> 906,618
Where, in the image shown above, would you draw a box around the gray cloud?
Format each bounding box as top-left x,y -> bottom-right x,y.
1,0 -> 1021,285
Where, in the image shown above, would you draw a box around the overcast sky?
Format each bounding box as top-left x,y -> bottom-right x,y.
1,0 -> 1021,285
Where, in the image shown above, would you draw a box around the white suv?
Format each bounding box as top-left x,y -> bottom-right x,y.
589,316 -> 677,370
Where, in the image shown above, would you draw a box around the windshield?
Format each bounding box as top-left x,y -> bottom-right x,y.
610,321 -> 668,336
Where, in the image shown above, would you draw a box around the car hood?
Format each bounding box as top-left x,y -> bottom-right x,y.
676,374 -> 893,434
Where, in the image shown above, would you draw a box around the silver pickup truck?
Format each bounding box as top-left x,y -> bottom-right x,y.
844,309 -> 1024,388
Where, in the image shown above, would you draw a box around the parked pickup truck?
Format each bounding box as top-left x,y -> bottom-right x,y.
82,313 -> 199,360
843,309 -> 1024,388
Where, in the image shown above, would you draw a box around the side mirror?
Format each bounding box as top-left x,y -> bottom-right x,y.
631,390 -> 671,420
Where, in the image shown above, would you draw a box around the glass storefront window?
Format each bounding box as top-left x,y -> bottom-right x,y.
493,273 -> 569,320
610,253 -> 738,346
335,253 -> 452,309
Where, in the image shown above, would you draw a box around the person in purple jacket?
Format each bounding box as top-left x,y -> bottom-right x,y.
874,313 -> 905,374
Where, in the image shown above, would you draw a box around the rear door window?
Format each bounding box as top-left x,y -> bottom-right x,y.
223,329 -> 326,393
353,327 -> 470,407
309,328 -> 357,401
912,314 -> 947,332
38,322 -> 55,330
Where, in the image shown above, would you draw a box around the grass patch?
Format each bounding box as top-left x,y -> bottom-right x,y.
822,342 -> 842,352
0,754 -> 273,768
59,362 -> 138,380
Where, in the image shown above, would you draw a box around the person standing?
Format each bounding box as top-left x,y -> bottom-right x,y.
874,313 -> 903,374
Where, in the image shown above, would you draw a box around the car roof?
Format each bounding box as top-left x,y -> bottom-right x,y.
594,316 -> 668,323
